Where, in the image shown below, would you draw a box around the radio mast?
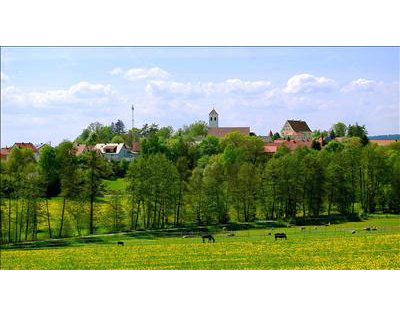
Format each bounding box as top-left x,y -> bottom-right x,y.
132,105 -> 135,129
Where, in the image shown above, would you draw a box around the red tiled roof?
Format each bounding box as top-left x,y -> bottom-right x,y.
0,148 -> 10,157
264,145 -> 278,153
264,140 -> 312,154
283,140 -> 312,150
13,142 -> 37,152
74,144 -> 87,155
208,127 -> 250,138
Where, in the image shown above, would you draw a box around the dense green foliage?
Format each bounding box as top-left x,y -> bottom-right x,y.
1,120 -> 399,243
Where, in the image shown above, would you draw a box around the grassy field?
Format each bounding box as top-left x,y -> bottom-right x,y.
1,215 -> 399,270
102,178 -> 128,192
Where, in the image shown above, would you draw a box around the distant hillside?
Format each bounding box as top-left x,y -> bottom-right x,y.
369,134 -> 400,140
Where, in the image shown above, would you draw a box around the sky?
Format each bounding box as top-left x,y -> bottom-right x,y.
1,47 -> 399,146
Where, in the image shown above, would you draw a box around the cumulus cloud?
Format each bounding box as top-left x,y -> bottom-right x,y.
145,78 -> 272,98
2,81 -> 118,107
109,67 -> 123,75
342,78 -> 383,93
123,67 -> 171,80
283,73 -> 336,94
1,71 -> 8,81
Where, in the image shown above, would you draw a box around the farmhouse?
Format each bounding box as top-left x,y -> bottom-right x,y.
280,120 -> 312,142
95,143 -> 138,161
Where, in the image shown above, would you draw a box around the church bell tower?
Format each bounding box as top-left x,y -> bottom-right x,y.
209,108 -> 219,127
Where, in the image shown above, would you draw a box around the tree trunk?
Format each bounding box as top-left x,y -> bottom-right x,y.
8,198 -> 11,242
59,197 -> 66,238
134,201 -> 140,230
176,181 -> 182,226
25,200 -> 31,240
46,199 -> 52,238
89,194 -> 94,235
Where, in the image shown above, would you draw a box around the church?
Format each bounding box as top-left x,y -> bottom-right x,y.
207,109 -> 251,138
205,109 -> 314,154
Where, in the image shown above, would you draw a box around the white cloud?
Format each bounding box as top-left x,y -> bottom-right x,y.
1,72 -> 8,81
2,81 -> 118,107
283,73 -> 336,94
123,67 -> 171,80
109,67 -> 123,75
342,78 -> 383,93
145,78 -> 272,98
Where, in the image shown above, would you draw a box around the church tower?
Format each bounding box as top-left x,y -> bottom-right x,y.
209,108 -> 219,127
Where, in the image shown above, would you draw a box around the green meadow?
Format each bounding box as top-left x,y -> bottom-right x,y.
2,215 -> 399,270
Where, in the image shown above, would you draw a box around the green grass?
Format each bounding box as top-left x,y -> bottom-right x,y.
2,216 -> 399,270
102,178 -> 128,192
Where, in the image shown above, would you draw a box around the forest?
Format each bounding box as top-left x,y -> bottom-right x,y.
1,120 -> 400,242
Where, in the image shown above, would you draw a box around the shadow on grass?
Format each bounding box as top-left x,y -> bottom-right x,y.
291,214 -> 362,226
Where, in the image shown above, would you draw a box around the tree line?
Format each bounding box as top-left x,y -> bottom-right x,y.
1,121 -> 399,242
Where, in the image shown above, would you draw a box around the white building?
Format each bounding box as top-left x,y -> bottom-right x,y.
95,143 -> 138,162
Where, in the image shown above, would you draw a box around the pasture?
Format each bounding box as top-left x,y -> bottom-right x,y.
1,216 -> 399,270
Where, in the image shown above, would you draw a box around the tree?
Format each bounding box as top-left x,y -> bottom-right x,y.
332,122 -> 347,137
111,135 -> 125,143
347,123 -> 369,145
323,140 -> 344,153
107,191 -> 126,231
114,119 -> 126,134
38,145 -> 60,238
329,129 -> 336,139
311,140 -> 322,151
56,141 -> 80,237
199,136 -> 221,157
81,150 -> 111,235
272,133 -> 281,140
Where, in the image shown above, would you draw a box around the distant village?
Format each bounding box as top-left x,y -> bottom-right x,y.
1,109 -> 398,162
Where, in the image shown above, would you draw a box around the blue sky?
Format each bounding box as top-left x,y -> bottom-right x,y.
1,47 -> 399,146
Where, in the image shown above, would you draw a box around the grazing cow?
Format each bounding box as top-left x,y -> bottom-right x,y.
364,227 -> 371,231
117,241 -> 124,246
227,233 -> 235,237
352,230 -> 356,234
301,227 -> 306,230
274,233 -> 287,240
371,227 -> 378,231
202,234 -> 215,243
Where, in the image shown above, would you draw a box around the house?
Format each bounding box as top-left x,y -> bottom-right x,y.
0,147 -> 11,160
263,139 -> 312,156
95,143 -> 138,161
257,135 -> 273,143
73,143 -> 94,156
10,142 -> 40,160
281,120 -> 312,142
207,109 -> 251,138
